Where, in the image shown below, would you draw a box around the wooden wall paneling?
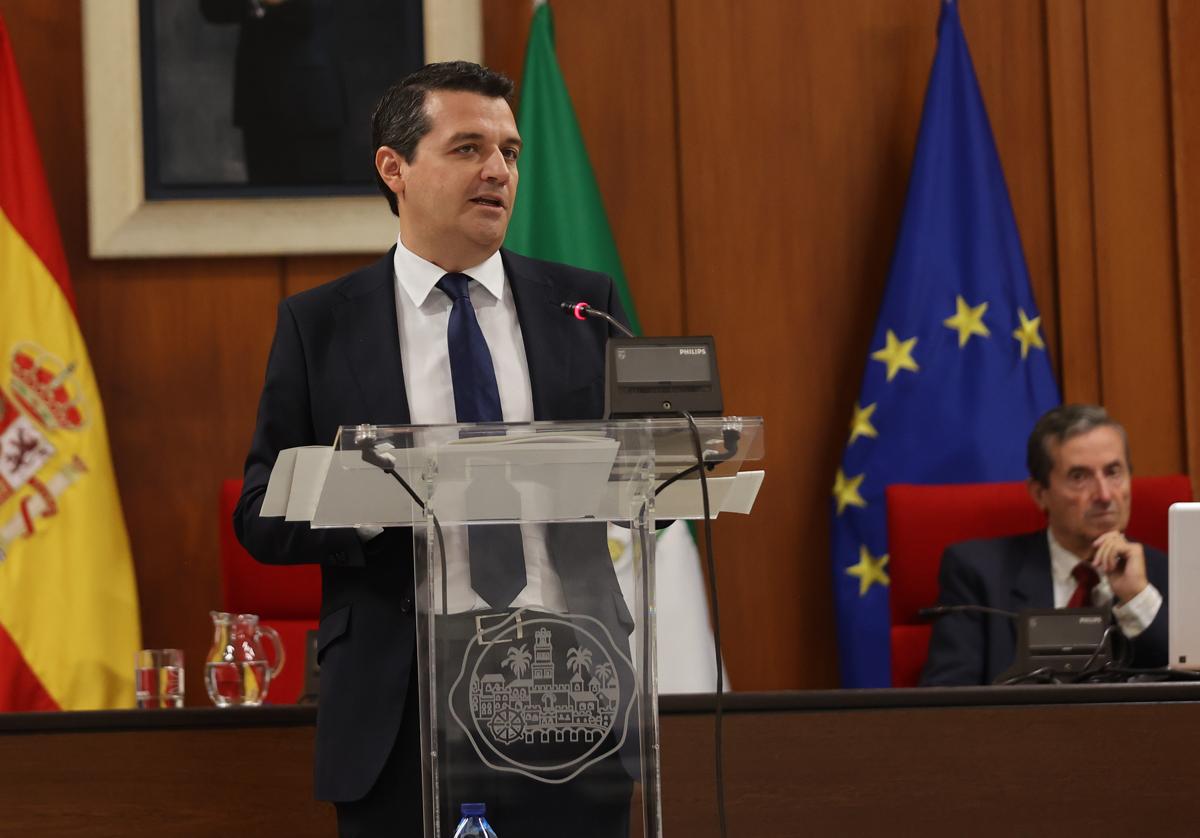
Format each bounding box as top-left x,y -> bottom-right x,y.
282,254 -> 375,298
482,0 -> 533,95
75,258 -> 282,705
1167,0 -> 1200,489
959,0 -> 1059,374
1044,0 -> 1101,404
673,1 -> 947,690
1083,0 -> 1185,476
551,0 -> 683,337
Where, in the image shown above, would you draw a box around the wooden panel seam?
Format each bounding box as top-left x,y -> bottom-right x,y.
668,0 -> 688,336
1080,0 -> 1105,404
1166,0 -> 1200,491
1044,0 -> 1102,405
1159,0 -> 1189,482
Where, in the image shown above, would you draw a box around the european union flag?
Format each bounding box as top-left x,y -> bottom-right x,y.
831,0 -> 1061,688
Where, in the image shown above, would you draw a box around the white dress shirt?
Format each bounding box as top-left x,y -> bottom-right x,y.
1047,530 -> 1161,638
391,234 -> 567,614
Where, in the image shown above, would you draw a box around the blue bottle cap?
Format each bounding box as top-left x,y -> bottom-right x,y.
461,802 -> 486,817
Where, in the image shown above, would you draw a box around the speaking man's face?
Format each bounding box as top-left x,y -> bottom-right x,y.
1029,425 -> 1132,556
394,90 -> 521,270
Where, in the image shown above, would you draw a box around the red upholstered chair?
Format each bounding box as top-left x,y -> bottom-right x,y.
219,479 -> 321,704
885,474 -> 1192,688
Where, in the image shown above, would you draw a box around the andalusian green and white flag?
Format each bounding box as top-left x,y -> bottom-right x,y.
505,1 -> 640,334
506,1 -> 726,694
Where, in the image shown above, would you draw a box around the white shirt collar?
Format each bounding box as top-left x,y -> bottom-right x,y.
392,234 -> 506,308
1048,528 -> 1091,584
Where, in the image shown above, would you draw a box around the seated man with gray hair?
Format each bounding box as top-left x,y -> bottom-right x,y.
920,404 -> 1169,686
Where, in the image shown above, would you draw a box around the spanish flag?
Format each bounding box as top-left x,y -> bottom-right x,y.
0,14 -> 140,710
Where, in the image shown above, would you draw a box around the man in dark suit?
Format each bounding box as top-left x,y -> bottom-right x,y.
921,404 -> 1169,686
235,61 -> 632,836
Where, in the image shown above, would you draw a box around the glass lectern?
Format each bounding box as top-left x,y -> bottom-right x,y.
319,417 -> 764,838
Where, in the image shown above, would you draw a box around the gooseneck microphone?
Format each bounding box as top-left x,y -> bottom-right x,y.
918,604 -> 1018,619
560,301 -> 636,338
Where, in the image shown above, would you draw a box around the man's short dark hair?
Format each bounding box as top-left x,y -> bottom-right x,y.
1026,404 -> 1131,487
370,61 -> 514,216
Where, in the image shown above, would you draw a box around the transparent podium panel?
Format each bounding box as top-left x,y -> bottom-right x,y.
415,519 -> 643,838
330,418 -> 765,838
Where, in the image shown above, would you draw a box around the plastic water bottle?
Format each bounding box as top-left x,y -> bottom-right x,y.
452,802 -> 498,838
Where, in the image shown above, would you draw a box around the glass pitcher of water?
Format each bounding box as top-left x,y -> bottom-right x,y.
205,611 -> 285,706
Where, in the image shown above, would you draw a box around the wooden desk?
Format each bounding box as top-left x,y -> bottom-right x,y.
2,684 -> 1198,837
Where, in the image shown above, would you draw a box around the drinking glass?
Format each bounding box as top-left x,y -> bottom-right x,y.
134,648 -> 185,708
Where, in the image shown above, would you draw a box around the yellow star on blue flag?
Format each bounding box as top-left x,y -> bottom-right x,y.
832,469 -> 867,515
944,295 -> 990,347
1012,308 -> 1045,359
848,402 -> 878,445
846,546 -> 889,596
870,330 -> 919,381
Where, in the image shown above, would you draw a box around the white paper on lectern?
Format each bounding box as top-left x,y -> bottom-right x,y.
637,476 -> 734,520
261,445 -> 328,517
410,436 -> 618,523
260,447 -> 299,517
311,450 -> 418,527
605,469 -> 764,521
286,447 -> 334,522
262,439 -> 760,525
723,470 -> 764,514
305,435 -> 620,526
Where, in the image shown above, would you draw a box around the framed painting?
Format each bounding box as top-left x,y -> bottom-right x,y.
82,0 -> 482,257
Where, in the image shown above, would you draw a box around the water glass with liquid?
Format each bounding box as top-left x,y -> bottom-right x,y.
134,648 -> 185,709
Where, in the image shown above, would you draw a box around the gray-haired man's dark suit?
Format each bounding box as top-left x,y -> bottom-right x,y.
920,530 -> 1169,686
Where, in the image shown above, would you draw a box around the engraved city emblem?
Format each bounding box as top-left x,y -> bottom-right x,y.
448,610 -> 637,784
0,342 -> 90,563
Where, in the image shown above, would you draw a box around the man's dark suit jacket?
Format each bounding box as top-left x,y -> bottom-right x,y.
920,530 -> 1169,686
234,247 -> 631,802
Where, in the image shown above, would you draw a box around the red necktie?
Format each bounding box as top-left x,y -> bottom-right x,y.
1067,562 -> 1099,609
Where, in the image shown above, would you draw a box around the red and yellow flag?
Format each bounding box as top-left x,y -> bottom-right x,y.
0,14 -> 140,710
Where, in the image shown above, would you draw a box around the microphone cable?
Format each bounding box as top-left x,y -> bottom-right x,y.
682,410 -> 728,838
918,604 -> 1018,620
1070,623 -> 1121,683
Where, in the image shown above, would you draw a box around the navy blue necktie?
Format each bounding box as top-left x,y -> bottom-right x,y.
436,273 -> 526,608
